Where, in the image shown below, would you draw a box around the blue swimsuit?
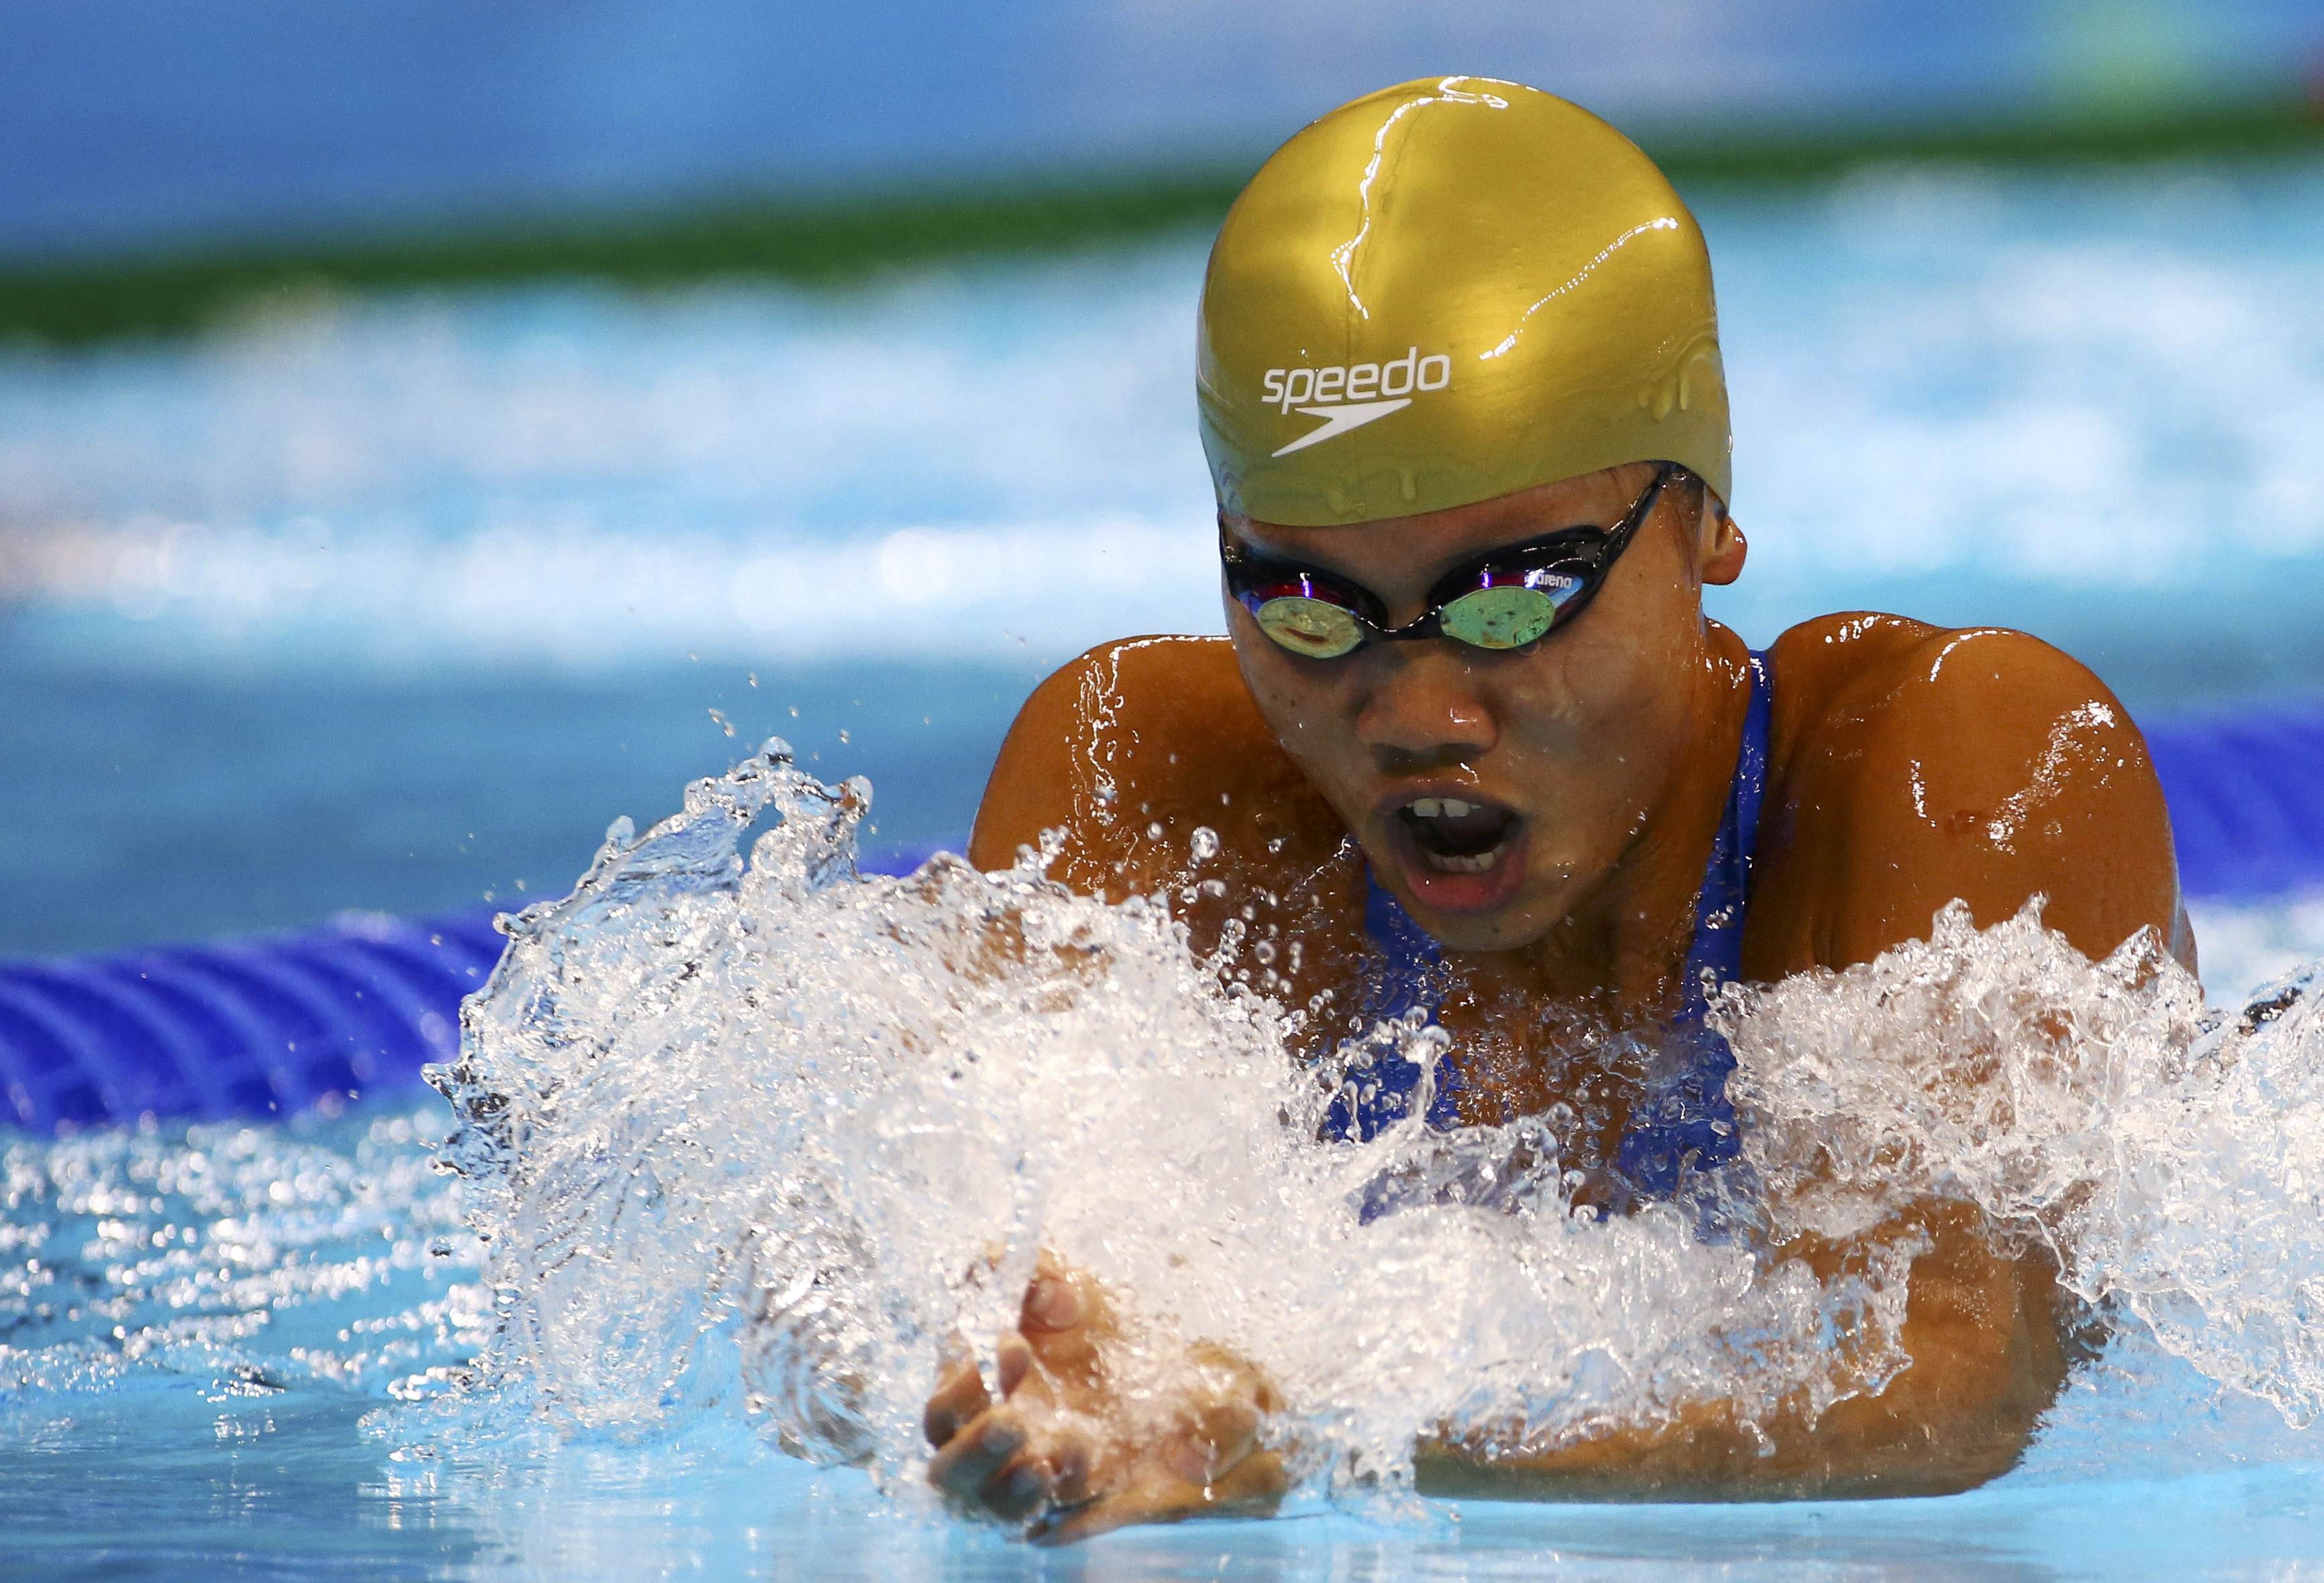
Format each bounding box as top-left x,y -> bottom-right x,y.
1322,653 -> 1771,1201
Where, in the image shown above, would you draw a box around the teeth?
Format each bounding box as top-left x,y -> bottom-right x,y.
1423,847 -> 1501,874
1405,797 -> 1481,819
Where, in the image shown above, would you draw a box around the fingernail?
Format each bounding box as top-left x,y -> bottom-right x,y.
1167,1437 -> 1216,1486
1027,1275 -> 1084,1330
987,1421 -> 1025,1457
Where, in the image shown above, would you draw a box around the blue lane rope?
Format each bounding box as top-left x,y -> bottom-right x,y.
0,843 -> 942,1132
2144,707 -> 2324,902
3,705 -> 2321,1135
0,911 -> 506,1131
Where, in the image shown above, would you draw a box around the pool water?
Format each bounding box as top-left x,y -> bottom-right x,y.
7,814 -> 2324,1580
7,155 -> 2324,1577
9,1365 -> 2324,1580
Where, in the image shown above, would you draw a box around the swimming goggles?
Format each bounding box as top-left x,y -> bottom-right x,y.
1222,463 -> 1676,660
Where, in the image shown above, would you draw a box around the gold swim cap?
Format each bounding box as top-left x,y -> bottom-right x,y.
1197,77 -> 1731,527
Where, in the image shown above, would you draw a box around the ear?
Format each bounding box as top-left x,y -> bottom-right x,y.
1698,496 -> 1746,587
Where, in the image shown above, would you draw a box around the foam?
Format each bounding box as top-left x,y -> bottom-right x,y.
423,746 -> 2324,1501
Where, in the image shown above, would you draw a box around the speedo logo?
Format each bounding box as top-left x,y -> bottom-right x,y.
1262,346 -> 1451,457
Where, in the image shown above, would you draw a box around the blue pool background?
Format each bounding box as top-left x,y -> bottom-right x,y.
10,3 -> 2324,1577
9,164 -> 2324,955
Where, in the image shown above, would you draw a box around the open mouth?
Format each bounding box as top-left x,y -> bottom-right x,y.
1395,796 -> 1520,874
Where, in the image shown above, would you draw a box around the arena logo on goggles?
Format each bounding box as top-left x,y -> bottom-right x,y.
1262,347 -> 1451,456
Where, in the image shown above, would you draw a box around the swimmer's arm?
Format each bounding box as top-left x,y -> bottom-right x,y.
1753,626 -> 2193,979
1412,1200 -> 2073,1500
928,1205 -> 2065,1525
932,1207 -> 2067,1520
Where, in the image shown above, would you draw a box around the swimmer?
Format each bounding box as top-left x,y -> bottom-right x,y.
924,78 -> 2192,1539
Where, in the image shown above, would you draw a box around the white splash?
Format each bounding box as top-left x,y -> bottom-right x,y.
431,745 -> 2324,1501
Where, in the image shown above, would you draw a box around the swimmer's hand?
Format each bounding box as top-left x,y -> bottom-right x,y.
922,1255 -> 1288,1543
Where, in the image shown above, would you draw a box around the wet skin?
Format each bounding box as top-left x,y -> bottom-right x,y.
929,462 -> 2192,1538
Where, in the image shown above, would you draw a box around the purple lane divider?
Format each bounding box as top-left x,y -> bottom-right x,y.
0,842 -> 946,1131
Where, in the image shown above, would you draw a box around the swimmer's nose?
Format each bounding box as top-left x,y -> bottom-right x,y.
1354,652 -> 1498,766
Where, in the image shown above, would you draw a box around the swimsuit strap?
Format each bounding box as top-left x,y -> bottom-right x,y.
1322,868 -> 1463,1140
1676,650 -> 1772,1016
1329,652 -> 1772,1194
1613,651 -> 1769,1195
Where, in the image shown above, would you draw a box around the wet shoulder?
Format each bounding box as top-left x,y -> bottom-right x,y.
1762,613 -> 2139,776
968,635 -> 1348,904
1751,614 -> 2179,973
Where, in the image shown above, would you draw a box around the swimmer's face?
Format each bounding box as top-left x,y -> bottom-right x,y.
1222,463 -> 1745,953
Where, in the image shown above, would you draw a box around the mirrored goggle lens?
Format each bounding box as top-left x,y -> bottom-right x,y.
1252,595 -> 1366,659
1437,584 -> 1567,650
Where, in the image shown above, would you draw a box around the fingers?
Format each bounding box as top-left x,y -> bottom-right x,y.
981,1450 -> 1052,1523
1187,1340 -> 1284,1416
1021,1260 -> 1091,1334
1045,1432 -> 1096,1507
995,1332 -> 1035,1398
927,1405 -> 1103,1530
982,1420 -> 1096,1524
923,1351 -> 991,1448
927,1405 -> 1029,1500
1019,1259 -> 1109,1388
929,1325 -> 1033,1456
1031,1448 -> 1289,1545
1208,1445 -> 1291,1515
1163,1397 -> 1262,1487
